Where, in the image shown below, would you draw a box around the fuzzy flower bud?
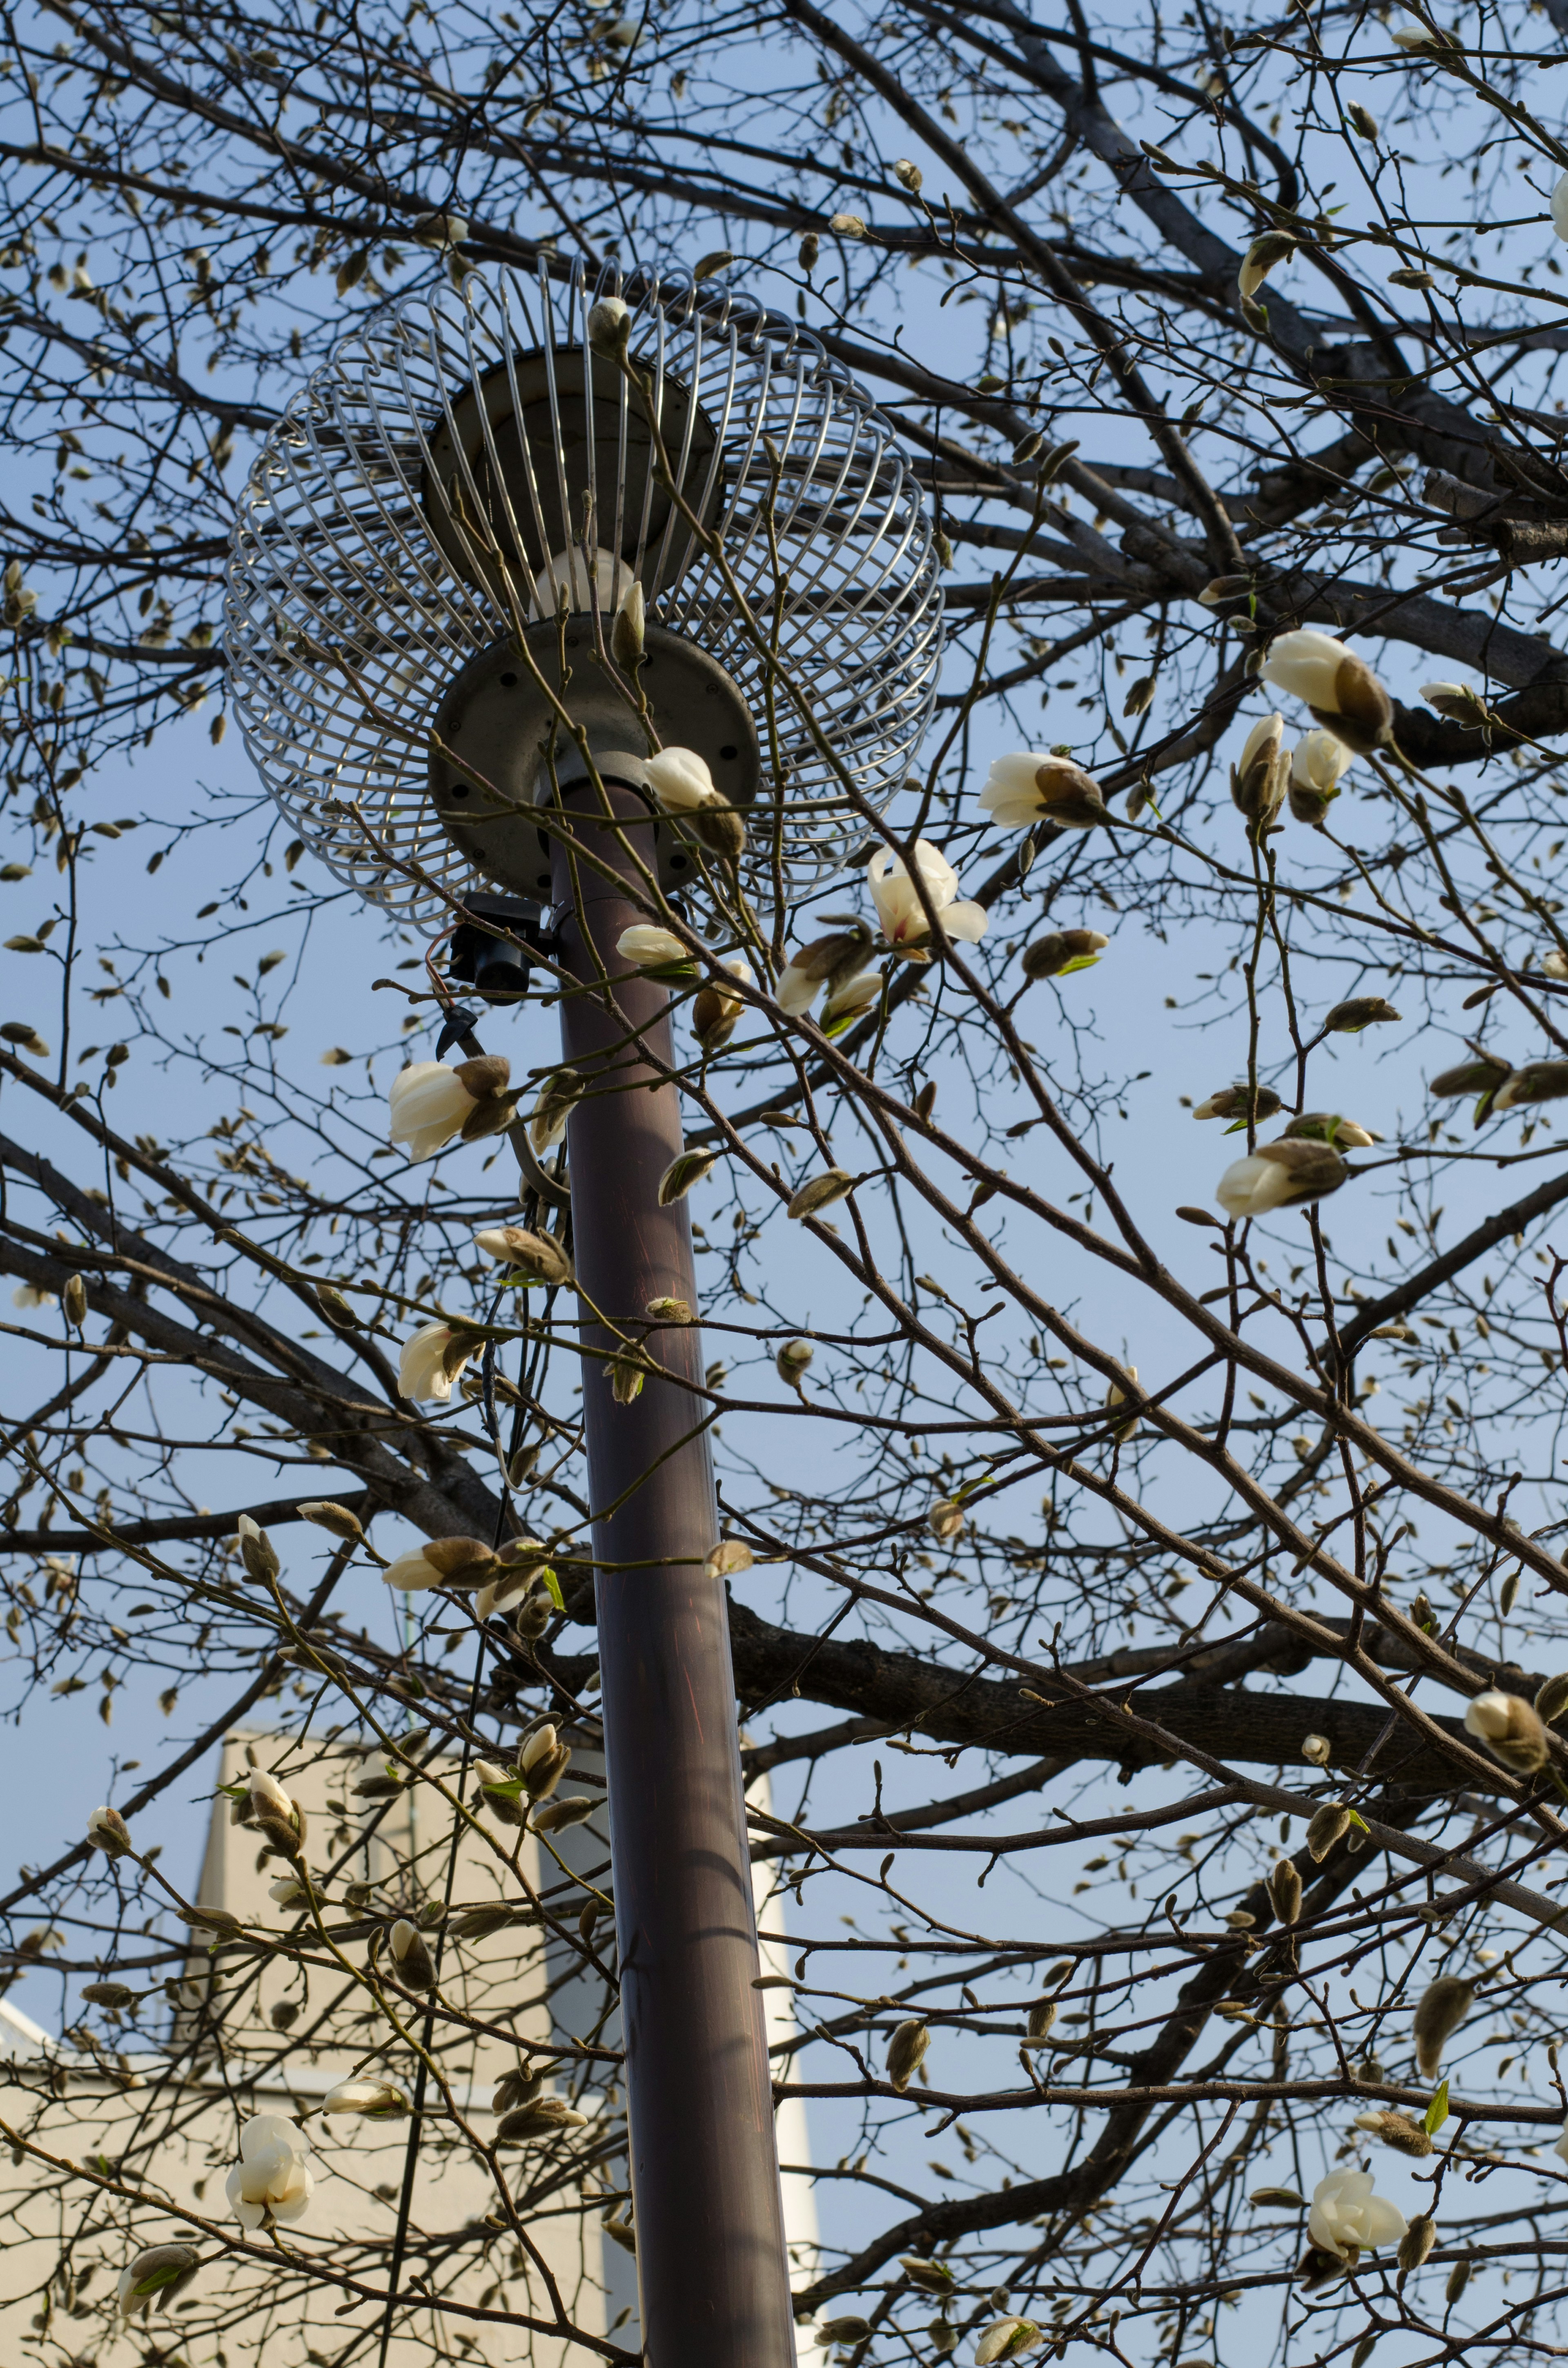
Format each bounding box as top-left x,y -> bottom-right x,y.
587,294 -> 631,351
1287,728 -> 1354,827
886,2018 -> 930,2091
777,1337 -> 814,1389
1413,1975 -> 1474,2078
322,2077 -> 410,2120
1230,711 -> 1288,828
1193,1084 -> 1283,1127
388,1917 -> 437,1991
1216,1138 -> 1346,1220
235,1512 -> 280,1585
88,1804 -> 133,1856
398,1320 -> 479,1405
980,751 -> 1106,832
975,2318 -> 1043,2363
118,2243 -> 200,2320
1020,928 -> 1108,982
1463,1686 -> 1550,1773
1354,2109 -> 1433,2158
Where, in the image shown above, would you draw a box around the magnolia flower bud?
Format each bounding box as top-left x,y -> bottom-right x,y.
1287,727 -> 1354,826
383,1535 -> 497,1594
1305,1803 -> 1351,1862
1463,1686 -> 1549,1773
646,1295 -> 694,1323
236,1512 -> 280,1585
476,1761 -> 526,1826
322,2076 -> 410,2119
316,1282 -> 361,1331
81,1978 -> 140,2008
528,1068 -> 584,1155
820,2319 -> 874,2347
928,1498 -> 964,1542
297,1498 -> 364,1543
412,211 -> 468,249
776,923 -> 875,1015
1231,711 -> 1288,827
1022,1997 -> 1056,2046
497,2096 -> 589,2142
1494,1060 -> 1568,1114
118,2242 -> 200,2319
886,2018 -> 929,2091
87,1803 -> 132,1856
1413,1975 -> 1474,2077
521,1721 -> 571,1799
1216,1138 -> 1346,1220
388,1918 -> 437,1990
975,2317 -> 1043,2363
1238,230 -> 1296,301
1421,678 -> 1489,724
611,579 -> 646,669
388,1056 -> 515,1162
1354,2109 -> 1432,2158
587,294 -> 631,351
893,157 -> 923,192
981,752 -> 1105,832
777,1337 -> 814,1388
249,1767 -> 306,1856
511,1582 -> 556,1644
1268,1859 -> 1303,1924
1193,1084 -> 1283,1126
1021,928 -> 1108,982
1262,631 -> 1393,754
898,2256 -> 953,2297
693,797 -> 747,861
658,1148 -> 720,1205
1106,1365 -> 1140,1443
617,922 -> 693,972
1399,2212 -> 1437,2272
799,231 -> 820,270
474,1224 -> 575,1287
1535,1671 -> 1568,1724
62,1271 -> 87,1326
0,1021 -> 48,1057
707,1538 -> 755,1578
692,957 -> 752,1052
1283,1112 -> 1378,1149
494,2066 -> 543,2113
1323,996 -> 1401,1035
397,1320 -> 479,1405
533,1795 -> 596,1833
1302,1732 -> 1331,1765
830,211 -> 868,237
823,968 -> 882,1034
787,1169 -> 854,1220
644,746 -> 716,812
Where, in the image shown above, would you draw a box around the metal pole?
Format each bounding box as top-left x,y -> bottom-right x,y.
552,776 -> 796,2368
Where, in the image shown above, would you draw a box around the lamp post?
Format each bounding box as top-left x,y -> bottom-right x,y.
225,255 -> 942,2364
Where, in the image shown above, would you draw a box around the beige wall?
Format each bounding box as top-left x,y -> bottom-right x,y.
0,1731 -> 819,2365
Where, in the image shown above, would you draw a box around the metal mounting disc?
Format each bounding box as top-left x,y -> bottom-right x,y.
429,619 -> 761,896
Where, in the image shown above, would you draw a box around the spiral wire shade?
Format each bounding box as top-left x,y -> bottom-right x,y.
224,259 -> 944,921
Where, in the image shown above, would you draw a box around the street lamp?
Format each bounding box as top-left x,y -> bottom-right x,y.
224,256 -> 943,2366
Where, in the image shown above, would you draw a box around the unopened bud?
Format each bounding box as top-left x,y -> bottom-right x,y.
316,1282 -> 361,1331
1302,1732 -> 1331,1766
388,1917 -> 437,1990
296,1499 -> 365,1543
1268,1859 -> 1303,1924
63,1273 -> 87,1327
1535,1670 -> 1568,1724
532,1795 -> 595,1833
87,1804 -> 132,1857
1355,2109 -> 1433,2158
587,295 -> 631,353
886,2018 -> 929,2092
776,1337 -> 814,1387
235,1512 -> 280,1585
893,157 -> 923,193
611,580 -> 646,669
1305,1803 -> 1351,1862
1414,1975 -> 1474,2078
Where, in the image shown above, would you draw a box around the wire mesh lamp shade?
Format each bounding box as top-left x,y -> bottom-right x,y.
224,259 -> 944,922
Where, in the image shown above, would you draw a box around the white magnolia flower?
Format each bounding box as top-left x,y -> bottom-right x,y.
980,751 -> 1105,831
321,2076 -> 410,2120
1307,2167 -> 1407,2263
388,1059 -> 512,1163
1290,729 -> 1354,802
12,1281 -> 56,1309
1544,949 -> 1568,981
1390,13 -> 1437,44
268,1871 -> 316,1909
1261,630 -> 1392,754
225,2112 -> 314,2230
644,746 -> 715,812
398,1320 -> 475,1405
1554,171 -> 1568,244
1555,2120 -> 1568,2167
617,923 -> 689,968
868,841 -> 987,948
692,957 -> 753,1051
1231,711 -> 1288,823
